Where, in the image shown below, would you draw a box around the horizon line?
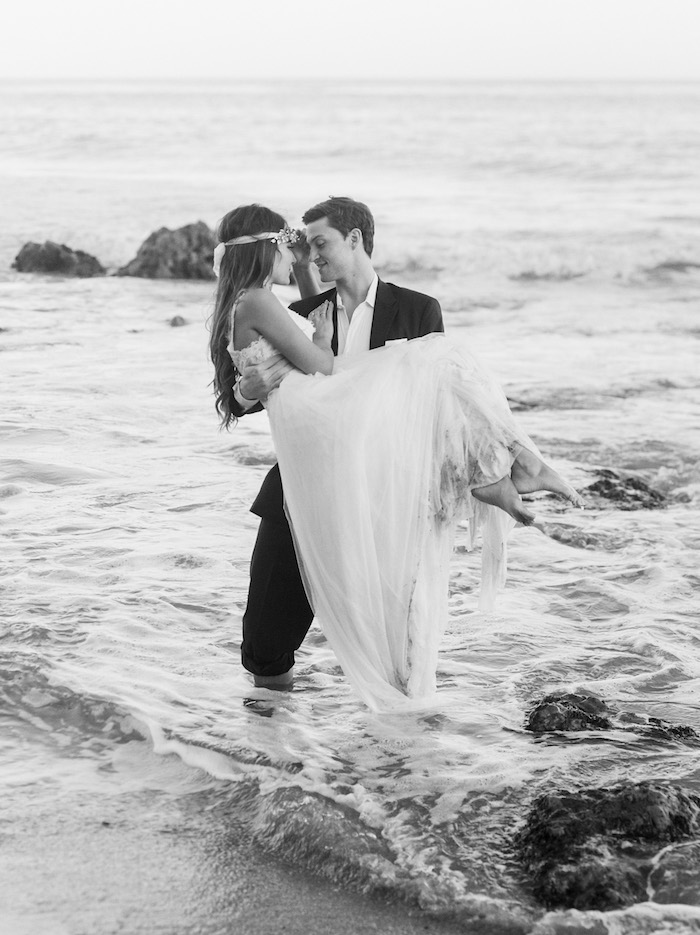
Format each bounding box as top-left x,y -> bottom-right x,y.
2,75 -> 700,83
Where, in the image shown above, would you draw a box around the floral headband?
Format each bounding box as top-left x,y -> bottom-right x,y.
213,227 -> 301,277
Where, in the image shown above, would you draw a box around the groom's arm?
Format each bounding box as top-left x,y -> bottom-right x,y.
233,353 -> 295,414
231,380 -> 263,417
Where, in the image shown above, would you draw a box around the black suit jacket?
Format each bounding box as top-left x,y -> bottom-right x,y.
239,279 -> 444,523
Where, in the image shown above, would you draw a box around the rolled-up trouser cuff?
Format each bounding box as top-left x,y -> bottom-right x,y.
240,645 -> 295,678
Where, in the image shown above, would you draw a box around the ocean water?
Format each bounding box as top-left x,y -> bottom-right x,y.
1,80 -> 700,933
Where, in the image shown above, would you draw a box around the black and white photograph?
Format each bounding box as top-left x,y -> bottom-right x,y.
2,2 -> 700,933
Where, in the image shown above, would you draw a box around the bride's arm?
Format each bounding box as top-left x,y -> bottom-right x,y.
291,232 -> 324,299
292,259 -> 323,299
238,291 -> 333,376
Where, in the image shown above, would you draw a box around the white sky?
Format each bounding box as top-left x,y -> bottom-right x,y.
4,0 -> 700,80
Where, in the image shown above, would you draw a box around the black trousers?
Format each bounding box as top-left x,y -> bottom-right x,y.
240,515 -> 314,677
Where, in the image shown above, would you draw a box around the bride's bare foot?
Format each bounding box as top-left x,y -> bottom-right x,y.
472,475 -> 536,525
511,447 -> 585,509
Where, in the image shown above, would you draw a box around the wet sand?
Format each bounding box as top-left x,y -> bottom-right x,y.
0,745 -> 470,935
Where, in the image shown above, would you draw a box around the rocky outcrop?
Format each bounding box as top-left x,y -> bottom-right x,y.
116,221 -> 216,280
525,692 -> 614,732
516,782 -> 700,910
649,840 -> 700,903
12,241 -> 105,278
520,694 -> 700,909
584,468 -> 665,510
525,692 -> 700,745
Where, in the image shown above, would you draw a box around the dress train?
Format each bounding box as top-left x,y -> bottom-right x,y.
267,333 -> 533,711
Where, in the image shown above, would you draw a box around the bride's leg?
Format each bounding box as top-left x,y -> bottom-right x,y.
510,445 -> 585,508
472,475 -> 536,525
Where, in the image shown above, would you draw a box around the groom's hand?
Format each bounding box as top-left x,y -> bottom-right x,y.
239,353 -> 294,402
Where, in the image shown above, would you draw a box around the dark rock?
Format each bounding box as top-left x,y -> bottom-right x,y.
525,693 -> 614,732
618,713 -> 700,745
585,468 -> 665,510
169,315 -> 187,327
649,840 -> 700,903
12,241 -> 105,278
515,781 -> 700,910
649,719 -> 700,743
526,692 -> 700,746
117,221 -> 216,280
524,840 -> 643,911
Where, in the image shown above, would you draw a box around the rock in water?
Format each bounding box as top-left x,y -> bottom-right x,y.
525,691 -> 700,745
117,221 -> 216,280
12,242 -> 105,277
515,782 -> 700,911
585,468 -> 665,510
525,692 -> 614,732
649,840 -> 700,903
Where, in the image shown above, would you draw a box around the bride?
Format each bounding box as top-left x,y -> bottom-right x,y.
210,203 -> 582,711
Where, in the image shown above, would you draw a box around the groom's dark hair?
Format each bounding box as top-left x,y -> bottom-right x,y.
302,196 -> 375,257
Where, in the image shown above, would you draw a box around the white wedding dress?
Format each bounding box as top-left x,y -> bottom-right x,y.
230,301 -> 533,711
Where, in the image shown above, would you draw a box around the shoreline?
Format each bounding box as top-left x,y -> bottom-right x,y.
0,738 -> 470,935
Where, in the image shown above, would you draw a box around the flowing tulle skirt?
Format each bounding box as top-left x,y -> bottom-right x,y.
266,334 -> 535,711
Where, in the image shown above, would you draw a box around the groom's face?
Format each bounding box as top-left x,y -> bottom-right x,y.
305,217 -> 353,283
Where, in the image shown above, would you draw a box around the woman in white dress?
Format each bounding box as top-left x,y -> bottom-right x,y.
210,205 -> 582,711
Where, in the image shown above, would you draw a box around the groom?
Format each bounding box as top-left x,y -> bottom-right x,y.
232,196 -> 444,688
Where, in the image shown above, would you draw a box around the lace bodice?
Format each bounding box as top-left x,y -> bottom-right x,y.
229,333 -> 277,372
228,295 -> 314,371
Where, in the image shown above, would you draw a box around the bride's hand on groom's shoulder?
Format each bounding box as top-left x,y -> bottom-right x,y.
239,353 -> 294,402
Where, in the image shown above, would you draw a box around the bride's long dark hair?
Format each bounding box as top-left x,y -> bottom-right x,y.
209,204 -> 287,428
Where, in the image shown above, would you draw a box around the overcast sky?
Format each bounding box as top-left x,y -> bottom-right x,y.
4,0 -> 700,81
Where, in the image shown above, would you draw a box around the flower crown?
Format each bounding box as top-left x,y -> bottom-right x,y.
213,227 -> 301,277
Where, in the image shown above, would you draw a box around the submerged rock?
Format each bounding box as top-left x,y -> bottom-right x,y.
525,693 -> 614,732
525,691 -> 700,745
516,781 -> 700,910
618,712 -> 700,745
12,241 -> 105,277
649,840 -> 700,903
117,221 -> 216,280
169,315 -> 187,327
585,468 -> 665,510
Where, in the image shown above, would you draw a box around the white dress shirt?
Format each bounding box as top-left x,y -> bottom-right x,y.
335,274 -> 378,355
234,274 -> 379,409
